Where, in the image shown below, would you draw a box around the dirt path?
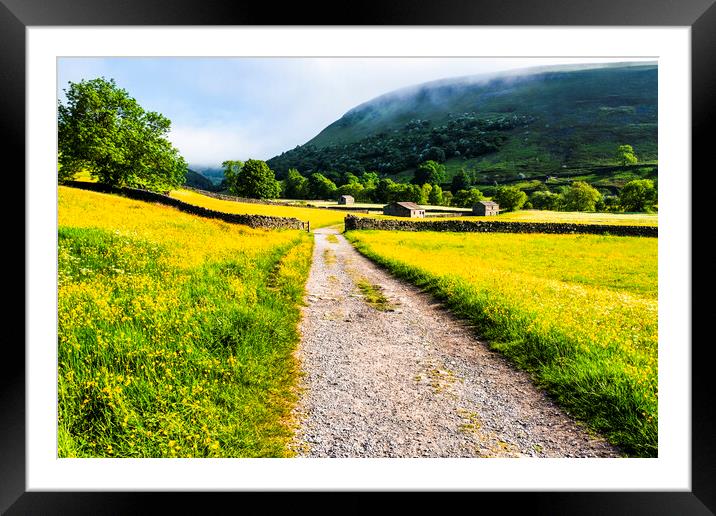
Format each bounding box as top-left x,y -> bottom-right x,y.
290,227 -> 621,458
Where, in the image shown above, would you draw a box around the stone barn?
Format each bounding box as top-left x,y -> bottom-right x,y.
383,201 -> 425,218
473,200 -> 499,216
338,195 -> 355,205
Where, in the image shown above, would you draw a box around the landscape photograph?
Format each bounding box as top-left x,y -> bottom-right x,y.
56,56 -> 658,460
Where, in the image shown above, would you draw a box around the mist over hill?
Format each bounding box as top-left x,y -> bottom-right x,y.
267,62 -> 657,183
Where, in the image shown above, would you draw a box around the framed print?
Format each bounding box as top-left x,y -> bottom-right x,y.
5,0 -> 713,513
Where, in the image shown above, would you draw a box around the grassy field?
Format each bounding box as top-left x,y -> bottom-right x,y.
346,230 -> 657,456
354,209 -> 658,226
58,186 -> 312,457
169,189 -> 347,228
495,210 -> 658,226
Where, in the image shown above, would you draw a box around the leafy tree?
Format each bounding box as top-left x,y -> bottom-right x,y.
424,146 -> 446,162
58,77 -> 187,192
562,181 -> 602,212
341,172 -> 360,186
337,182 -> 365,200
442,190 -> 453,207
360,171 -> 379,187
307,173 -> 338,200
412,160 -> 446,186
529,190 -> 561,210
452,188 -> 485,208
493,186 -> 527,212
616,144 -> 638,166
619,179 -> 657,212
419,183 -> 433,204
361,186 -> 377,203
222,160 -> 243,191
602,195 -> 623,212
403,184 -> 424,203
375,178 -> 396,203
225,159 -> 281,199
450,169 -> 472,194
428,184 -> 444,205
283,168 -> 309,199
381,182 -> 423,203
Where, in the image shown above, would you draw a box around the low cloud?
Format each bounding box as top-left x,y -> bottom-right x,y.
168,124 -> 271,168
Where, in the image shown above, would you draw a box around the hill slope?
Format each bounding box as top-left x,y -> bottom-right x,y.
267,62 -> 657,184
184,169 -> 216,190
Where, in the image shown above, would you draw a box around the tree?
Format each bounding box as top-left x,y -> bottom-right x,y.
493,186 -> 527,212
58,77 -> 187,192
619,179 -> 657,212
562,181 -> 602,212
419,183 -> 433,204
403,184 -> 424,203
602,195 -> 622,212
307,173 -> 337,200
412,160 -> 446,186
222,160 -> 243,191
424,146 -> 446,163
529,190 -> 561,210
442,190 -> 454,207
452,188 -> 485,208
225,159 -> 281,199
375,178 -> 396,203
360,171 -> 379,188
283,168 -> 308,199
341,172 -> 360,186
616,144 -> 638,166
428,184 -> 444,205
450,169 -> 472,194
337,182 -> 365,199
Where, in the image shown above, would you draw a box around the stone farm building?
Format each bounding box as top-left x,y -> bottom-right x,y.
338,195 -> 355,205
383,201 -> 425,218
473,201 -> 499,216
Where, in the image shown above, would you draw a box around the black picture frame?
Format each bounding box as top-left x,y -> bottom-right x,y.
4,0 -> 713,513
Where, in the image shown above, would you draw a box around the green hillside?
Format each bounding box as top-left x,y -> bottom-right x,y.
184,169 -> 216,190
267,62 -> 657,187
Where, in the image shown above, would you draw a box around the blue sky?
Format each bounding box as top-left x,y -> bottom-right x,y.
58,57 -> 649,169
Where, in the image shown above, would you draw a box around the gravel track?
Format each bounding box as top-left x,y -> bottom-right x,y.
290,227 -> 621,458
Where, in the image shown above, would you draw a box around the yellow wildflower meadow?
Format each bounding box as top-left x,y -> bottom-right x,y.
58,186 -> 312,458
356,210 -> 658,225
169,188 -> 347,229
347,229 -> 657,456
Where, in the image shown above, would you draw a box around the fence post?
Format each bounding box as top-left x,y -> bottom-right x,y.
306,220 -> 310,232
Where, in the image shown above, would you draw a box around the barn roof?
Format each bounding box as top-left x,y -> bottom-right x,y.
477,201 -> 498,206
340,194 -> 354,199
392,201 -> 422,210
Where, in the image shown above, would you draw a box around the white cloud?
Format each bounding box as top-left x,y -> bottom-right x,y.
168,124 -> 272,168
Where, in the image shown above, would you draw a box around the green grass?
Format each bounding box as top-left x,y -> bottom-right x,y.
346,230 -> 657,457
58,187 -> 313,457
169,188 -> 347,228
495,209 -> 658,226
355,278 -> 395,311
353,208 -> 657,227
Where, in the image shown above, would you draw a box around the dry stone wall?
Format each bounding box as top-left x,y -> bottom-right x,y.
63,181 -> 307,230
344,214 -> 657,237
